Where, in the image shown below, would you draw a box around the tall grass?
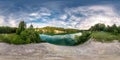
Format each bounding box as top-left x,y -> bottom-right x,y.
0,34 -> 15,43
91,32 -> 120,42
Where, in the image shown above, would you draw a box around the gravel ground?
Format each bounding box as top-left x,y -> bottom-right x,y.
0,39 -> 120,60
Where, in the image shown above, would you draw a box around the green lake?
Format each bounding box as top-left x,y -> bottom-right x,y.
40,33 -> 81,46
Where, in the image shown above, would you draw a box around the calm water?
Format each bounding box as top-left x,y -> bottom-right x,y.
40,33 -> 81,46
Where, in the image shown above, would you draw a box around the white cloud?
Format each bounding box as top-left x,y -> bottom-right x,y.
64,5 -> 120,29
40,13 -> 51,16
0,16 -> 5,26
28,8 -> 51,21
29,13 -> 38,16
60,14 -> 67,20
27,22 -> 50,28
28,5 -> 120,29
0,16 -> 19,27
1,5 -> 120,30
29,12 -> 51,17
0,7 -> 51,27
8,17 -> 18,27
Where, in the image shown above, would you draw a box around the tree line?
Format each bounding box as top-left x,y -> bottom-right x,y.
36,26 -> 80,34
89,23 -> 120,34
0,26 -> 16,34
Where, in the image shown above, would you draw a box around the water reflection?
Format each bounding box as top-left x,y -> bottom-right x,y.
40,33 -> 81,46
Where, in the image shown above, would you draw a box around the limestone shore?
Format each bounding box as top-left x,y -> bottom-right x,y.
0,39 -> 120,60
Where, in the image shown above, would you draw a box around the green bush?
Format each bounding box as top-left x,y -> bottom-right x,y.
0,31 -> 41,45
11,35 -> 25,44
20,29 -> 41,43
0,34 -> 16,44
75,32 -> 91,45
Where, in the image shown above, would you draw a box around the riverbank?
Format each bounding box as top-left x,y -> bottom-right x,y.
0,39 -> 120,60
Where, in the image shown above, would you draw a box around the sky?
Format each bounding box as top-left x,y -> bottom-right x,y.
0,0 -> 120,29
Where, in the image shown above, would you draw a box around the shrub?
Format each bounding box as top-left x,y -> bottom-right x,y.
11,35 -> 25,44
0,34 -> 14,43
20,29 -> 41,43
75,32 -> 91,45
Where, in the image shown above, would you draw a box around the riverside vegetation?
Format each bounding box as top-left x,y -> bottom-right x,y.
0,21 -> 82,45
74,23 -> 120,45
0,21 -> 120,45
89,23 -> 120,42
0,21 -> 41,44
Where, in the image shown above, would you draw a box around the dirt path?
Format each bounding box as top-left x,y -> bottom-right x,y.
0,39 -> 120,60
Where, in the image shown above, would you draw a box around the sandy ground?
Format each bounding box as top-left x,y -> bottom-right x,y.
0,39 -> 120,60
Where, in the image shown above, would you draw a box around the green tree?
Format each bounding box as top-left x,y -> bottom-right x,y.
16,21 -> 26,35
20,29 -> 41,43
111,24 -> 118,34
29,24 -> 33,29
0,26 -> 16,34
89,23 -> 106,31
105,25 -> 111,32
117,26 -> 120,33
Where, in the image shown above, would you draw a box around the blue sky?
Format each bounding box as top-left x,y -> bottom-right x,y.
0,0 -> 120,29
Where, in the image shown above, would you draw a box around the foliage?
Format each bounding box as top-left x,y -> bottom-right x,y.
35,26 -> 80,35
91,32 -> 120,42
89,23 -> 120,35
89,23 -> 106,31
20,28 -> 41,43
0,34 -> 15,43
0,21 -> 42,45
106,24 -> 119,35
29,24 -> 33,29
75,32 -> 91,45
0,26 -> 16,34
0,30 -> 41,45
0,30 -> 41,44
16,21 -> 26,35
11,35 -> 25,44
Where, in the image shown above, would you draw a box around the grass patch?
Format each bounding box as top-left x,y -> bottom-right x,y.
91,31 -> 120,42
0,34 -> 15,43
0,34 -> 33,44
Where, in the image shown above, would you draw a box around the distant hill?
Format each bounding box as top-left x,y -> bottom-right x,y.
35,26 -> 80,35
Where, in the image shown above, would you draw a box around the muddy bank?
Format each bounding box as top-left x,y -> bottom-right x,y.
0,39 -> 120,60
